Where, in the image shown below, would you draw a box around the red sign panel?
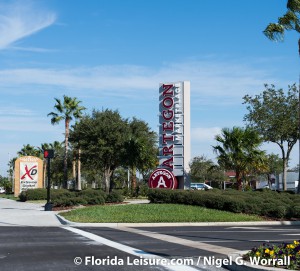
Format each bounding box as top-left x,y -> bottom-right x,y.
148,168 -> 178,189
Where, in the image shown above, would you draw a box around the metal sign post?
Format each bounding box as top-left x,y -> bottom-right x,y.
44,150 -> 54,211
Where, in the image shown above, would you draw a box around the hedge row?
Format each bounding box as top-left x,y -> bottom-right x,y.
19,188 -> 124,207
148,189 -> 300,219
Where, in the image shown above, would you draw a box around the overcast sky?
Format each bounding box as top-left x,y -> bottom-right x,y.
0,0 -> 299,176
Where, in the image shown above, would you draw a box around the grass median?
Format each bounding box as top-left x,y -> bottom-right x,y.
60,203 -> 263,223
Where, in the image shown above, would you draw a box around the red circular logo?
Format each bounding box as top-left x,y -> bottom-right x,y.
148,169 -> 178,189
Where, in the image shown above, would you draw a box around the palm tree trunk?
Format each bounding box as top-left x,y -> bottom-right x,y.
64,119 -> 69,189
77,149 -> 81,191
72,158 -> 76,188
131,166 -> 137,190
236,171 -> 242,190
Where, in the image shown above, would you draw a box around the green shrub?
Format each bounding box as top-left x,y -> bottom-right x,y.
147,188 -> 300,219
18,188 -> 47,201
52,190 -> 74,202
223,198 -> 246,213
106,190 -> 124,203
18,188 -> 126,207
19,191 -> 27,202
138,184 -> 149,197
186,191 -> 207,206
53,197 -> 87,207
261,205 -> 288,219
52,189 -> 107,207
204,194 -> 226,210
2,180 -> 12,194
77,189 -> 106,205
85,195 -> 105,205
290,205 -> 300,218
170,190 -> 188,204
148,189 -> 174,203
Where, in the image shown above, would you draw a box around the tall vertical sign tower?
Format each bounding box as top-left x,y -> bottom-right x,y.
149,81 -> 191,189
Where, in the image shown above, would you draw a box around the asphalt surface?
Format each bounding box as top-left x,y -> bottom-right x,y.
0,198 -> 299,271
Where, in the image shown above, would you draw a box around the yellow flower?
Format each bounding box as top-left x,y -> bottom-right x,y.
269,250 -> 274,256
287,244 -> 295,249
256,252 -> 260,257
294,241 -> 300,245
265,249 -> 270,254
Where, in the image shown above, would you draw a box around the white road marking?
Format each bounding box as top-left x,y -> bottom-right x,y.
117,226 -> 236,255
228,227 -> 266,230
251,239 -> 297,242
63,226 -> 200,271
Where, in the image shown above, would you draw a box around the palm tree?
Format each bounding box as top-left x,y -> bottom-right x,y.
48,96 -> 85,189
213,127 -> 266,190
264,0 -> 300,193
17,144 -> 40,157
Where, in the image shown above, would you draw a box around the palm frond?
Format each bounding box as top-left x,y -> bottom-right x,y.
287,0 -> 300,13
47,111 -> 58,117
278,10 -> 299,30
50,116 -> 63,125
263,23 -> 285,41
54,98 -> 64,113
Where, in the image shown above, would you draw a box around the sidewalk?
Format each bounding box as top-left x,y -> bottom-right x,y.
0,198 -> 62,227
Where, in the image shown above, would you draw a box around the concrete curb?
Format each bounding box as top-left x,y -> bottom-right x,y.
55,213 -> 300,227
226,251 -> 289,271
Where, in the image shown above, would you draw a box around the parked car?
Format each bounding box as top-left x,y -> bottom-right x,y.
260,184 -> 276,190
0,187 -> 6,194
190,183 -> 213,190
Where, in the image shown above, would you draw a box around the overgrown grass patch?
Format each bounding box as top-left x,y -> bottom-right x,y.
60,203 -> 263,223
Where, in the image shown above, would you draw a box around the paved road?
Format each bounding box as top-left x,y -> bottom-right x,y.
0,198 -> 299,271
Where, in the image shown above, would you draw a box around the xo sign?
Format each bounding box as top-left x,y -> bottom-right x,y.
21,165 -> 37,180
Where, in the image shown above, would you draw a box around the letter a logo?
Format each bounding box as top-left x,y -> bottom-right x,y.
156,176 -> 167,188
149,168 -> 178,189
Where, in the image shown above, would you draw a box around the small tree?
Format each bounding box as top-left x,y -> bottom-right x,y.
189,155 -> 215,183
189,155 -> 226,187
70,109 -> 129,193
243,84 -> 299,190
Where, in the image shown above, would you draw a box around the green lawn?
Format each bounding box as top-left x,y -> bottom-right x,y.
0,194 -> 18,200
60,203 -> 263,223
